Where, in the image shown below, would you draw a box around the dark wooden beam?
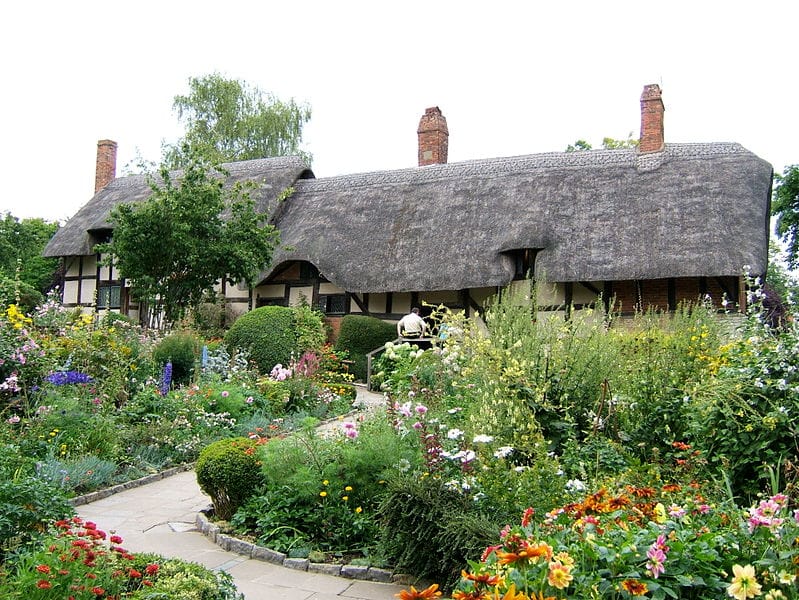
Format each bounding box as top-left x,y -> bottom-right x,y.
668,278 -> 676,312
349,293 -> 369,314
580,281 -> 602,295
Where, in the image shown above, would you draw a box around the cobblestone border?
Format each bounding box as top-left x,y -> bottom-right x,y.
195,509 -> 412,586
69,464 -> 195,507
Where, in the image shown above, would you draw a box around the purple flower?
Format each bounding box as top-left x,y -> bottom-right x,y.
46,371 -> 93,386
159,362 -> 172,397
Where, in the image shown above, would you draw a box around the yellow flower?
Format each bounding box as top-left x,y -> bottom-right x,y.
727,564 -> 762,600
342,496 -> 349,502
345,486 -> 353,491
547,561 -> 574,590
355,506 -> 362,513
319,491 -> 327,497
322,480 -> 329,485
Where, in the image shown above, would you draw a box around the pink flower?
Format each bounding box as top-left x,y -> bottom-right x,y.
412,421 -> 423,430
6,415 -> 20,424
646,547 -> 666,579
415,404 -> 428,415
221,390 -> 229,398
246,396 -> 254,404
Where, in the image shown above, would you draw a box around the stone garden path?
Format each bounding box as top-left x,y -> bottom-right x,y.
78,385 -> 409,600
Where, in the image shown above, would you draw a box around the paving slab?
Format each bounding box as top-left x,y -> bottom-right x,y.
77,467 -> 409,600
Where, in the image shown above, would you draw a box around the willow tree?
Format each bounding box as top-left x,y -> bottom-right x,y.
163,73 -> 311,169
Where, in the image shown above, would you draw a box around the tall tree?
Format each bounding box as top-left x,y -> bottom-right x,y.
0,213 -> 59,293
97,149 -> 281,326
772,164 -> 799,268
163,73 -> 311,168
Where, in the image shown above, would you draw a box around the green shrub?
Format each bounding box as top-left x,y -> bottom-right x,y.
377,474 -> 497,590
0,476 -> 73,559
0,276 -> 43,313
153,331 -> 200,386
196,437 -> 264,520
129,553 -> 243,599
334,315 -> 397,381
225,306 -> 296,374
293,303 -> 327,354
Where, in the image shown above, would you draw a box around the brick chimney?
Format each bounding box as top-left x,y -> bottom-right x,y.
95,139 -> 118,193
639,84 -> 665,153
417,107 -> 448,166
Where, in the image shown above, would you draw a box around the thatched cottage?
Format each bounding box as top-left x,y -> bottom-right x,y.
44,85 -> 773,328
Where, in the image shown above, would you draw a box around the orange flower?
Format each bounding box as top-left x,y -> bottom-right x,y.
492,584 -> 528,600
462,570 -> 503,586
621,579 -> 649,596
452,590 -> 491,600
628,486 -> 655,498
608,495 -> 630,510
661,483 -> 681,493
497,541 -> 552,566
396,583 -> 443,599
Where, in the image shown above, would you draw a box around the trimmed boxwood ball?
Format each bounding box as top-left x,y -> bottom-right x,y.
195,437 -> 263,521
334,314 -> 397,381
225,305 -> 296,374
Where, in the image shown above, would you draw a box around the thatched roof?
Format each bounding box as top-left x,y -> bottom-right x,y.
43,157 -> 311,257
46,144 -> 772,294
263,143 -> 772,292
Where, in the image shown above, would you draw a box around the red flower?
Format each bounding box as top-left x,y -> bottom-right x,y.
91,586 -> 105,596
36,564 -> 52,574
128,569 -> 142,578
110,535 -> 123,544
36,580 -> 52,589
144,564 -> 159,575
521,507 -> 535,527
84,521 -> 97,530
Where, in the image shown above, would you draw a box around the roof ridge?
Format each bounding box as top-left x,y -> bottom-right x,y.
295,142 -> 750,192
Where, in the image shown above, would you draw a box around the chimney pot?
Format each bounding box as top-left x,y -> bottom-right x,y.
417,107 -> 448,166
639,84 -> 665,153
95,139 -> 118,193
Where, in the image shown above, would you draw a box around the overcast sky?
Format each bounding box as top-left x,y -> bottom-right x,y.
1,1 -> 796,222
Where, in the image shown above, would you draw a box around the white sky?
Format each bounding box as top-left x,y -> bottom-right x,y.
1,0 -> 797,222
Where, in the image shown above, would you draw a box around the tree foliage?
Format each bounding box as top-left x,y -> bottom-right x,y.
163,73 -> 311,169
772,164 -> 799,268
0,213 -> 59,295
565,134 -> 638,152
98,150 -> 280,326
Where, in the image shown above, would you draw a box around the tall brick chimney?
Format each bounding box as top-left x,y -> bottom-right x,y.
639,84 -> 665,153
417,107 -> 448,166
95,139 -> 118,193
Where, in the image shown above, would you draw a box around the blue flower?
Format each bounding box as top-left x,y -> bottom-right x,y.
45,371 -> 93,385
160,361 -> 173,397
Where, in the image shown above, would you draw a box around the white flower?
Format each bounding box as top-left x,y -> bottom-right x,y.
447,428 -> 464,440
565,479 -> 586,493
493,446 -> 514,459
472,434 -> 494,443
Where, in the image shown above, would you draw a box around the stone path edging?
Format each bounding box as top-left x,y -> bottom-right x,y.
69,463 -> 195,507
195,510 -> 409,585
